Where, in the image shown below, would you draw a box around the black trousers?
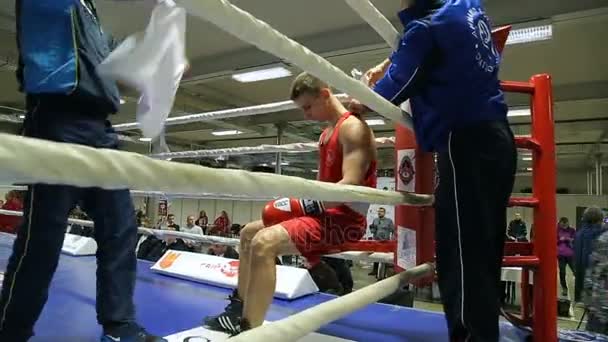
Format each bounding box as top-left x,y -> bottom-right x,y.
0,108 -> 139,341
322,257 -> 354,292
435,121 -> 516,342
558,256 -> 575,291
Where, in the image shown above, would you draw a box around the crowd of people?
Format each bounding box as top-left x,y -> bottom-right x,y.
503,208 -> 608,334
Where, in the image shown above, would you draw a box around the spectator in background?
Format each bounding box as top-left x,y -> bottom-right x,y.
507,213 -> 528,242
0,191 -> 24,234
584,227 -> 608,334
368,207 -> 394,276
197,210 -> 209,234
211,211 -> 230,236
574,207 -> 606,302
167,214 -> 180,230
181,215 -> 204,251
208,244 -> 239,259
135,210 -> 146,227
68,207 -> 94,237
557,217 -> 576,297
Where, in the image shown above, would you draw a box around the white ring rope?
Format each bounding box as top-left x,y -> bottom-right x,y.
113,94 -> 349,131
150,136 -> 396,160
0,186 -> 274,201
0,134 -> 433,206
0,209 -> 393,262
344,0 -> 401,50
179,0 -> 413,130
230,262 -> 435,342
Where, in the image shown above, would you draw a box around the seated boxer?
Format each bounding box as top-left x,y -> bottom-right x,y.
203,72 -> 377,335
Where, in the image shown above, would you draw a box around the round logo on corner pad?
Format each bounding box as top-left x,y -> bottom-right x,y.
398,155 -> 415,186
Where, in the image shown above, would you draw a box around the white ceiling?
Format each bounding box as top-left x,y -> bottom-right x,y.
0,1 -> 606,183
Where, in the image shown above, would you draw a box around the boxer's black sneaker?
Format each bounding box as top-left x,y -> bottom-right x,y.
228,318 -> 252,337
203,289 -> 243,333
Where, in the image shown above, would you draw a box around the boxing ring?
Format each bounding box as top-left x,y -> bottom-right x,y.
0,232 -> 526,342
0,0 -> 574,340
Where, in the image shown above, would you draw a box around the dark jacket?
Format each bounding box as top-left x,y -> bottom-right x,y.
574,223 -> 606,301
373,0 -> 508,152
16,0 -> 120,115
208,246 -> 240,260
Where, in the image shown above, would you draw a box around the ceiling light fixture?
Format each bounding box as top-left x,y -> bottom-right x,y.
211,129 -> 243,136
522,157 -> 533,161
508,108 -> 531,117
506,25 -> 552,45
139,137 -> 152,142
365,119 -> 385,126
232,66 -> 292,83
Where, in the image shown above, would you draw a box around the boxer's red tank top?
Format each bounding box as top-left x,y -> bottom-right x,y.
318,112 -> 377,189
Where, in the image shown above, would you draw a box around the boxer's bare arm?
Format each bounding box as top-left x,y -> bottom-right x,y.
323,118 -> 375,209
338,118 -> 374,186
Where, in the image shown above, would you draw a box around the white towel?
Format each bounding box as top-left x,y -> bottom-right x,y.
98,0 -> 187,140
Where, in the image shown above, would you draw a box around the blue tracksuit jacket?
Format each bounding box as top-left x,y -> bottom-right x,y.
16,0 -> 120,114
374,0 -> 509,152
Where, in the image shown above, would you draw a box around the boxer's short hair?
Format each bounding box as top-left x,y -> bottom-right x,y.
290,72 -> 329,100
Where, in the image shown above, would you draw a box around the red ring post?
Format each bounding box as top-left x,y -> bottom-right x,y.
529,74 -> 557,341
393,123 -> 435,287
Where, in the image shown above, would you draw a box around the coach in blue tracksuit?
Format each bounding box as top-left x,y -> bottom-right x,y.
0,1 -> 165,341
350,0 -> 517,341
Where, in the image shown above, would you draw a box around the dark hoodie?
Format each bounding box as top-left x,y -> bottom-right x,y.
373,0 -> 508,152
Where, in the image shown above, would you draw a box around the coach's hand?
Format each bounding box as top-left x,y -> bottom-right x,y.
262,198 -> 324,227
348,98 -> 371,115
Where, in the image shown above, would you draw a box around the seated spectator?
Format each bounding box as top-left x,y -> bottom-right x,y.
0,191 -> 24,234
584,227 -> 608,334
574,207 -> 607,302
68,207 -> 94,237
137,235 -> 167,262
210,211 -> 230,236
208,244 -> 239,259
196,210 -> 209,234
181,215 -> 204,251
157,213 -> 180,231
508,213 -> 528,242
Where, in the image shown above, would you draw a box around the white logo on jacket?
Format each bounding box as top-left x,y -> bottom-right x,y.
467,7 -> 499,73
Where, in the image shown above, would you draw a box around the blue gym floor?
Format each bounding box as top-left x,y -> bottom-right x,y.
0,233 -> 533,341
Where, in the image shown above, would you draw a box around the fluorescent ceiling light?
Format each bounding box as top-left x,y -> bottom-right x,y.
119,98 -> 126,105
522,157 -> 533,161
139,137 -> 152,142
506,25 -> 552,45
525,167 -> 533,171
232,66 -> 292,83
508,108 -> 530,117
311,169 -> 319,173
18,115 -> 25,119
211,129 -> 243,136
365,119 -> 385,126
271,161 -> 290,166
